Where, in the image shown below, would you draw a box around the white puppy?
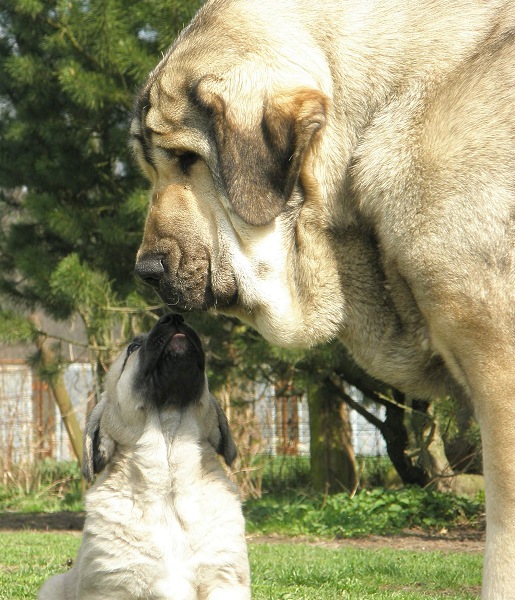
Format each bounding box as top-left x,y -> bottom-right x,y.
38,313 -> 250,600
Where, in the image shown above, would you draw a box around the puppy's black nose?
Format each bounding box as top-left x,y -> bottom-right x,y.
134,254 -> 165,287
159,313 -> 185,326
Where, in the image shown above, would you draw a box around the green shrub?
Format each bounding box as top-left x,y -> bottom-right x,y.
0,460 -> 83,513
244,486 -> 484,538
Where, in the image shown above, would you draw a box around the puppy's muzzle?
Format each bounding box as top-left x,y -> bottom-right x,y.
137,313 -> 206,407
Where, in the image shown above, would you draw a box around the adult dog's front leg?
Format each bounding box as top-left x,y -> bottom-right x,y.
473,375 -> 515,599
429,316 -> 515,598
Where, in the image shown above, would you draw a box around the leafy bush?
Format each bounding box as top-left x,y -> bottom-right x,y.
244,486 -> 484,538
0,460 -> 82,513
257,455 -> 398,497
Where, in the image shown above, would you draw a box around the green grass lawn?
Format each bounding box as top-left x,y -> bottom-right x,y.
0,464 -> 485,599
0,532 -> 482,599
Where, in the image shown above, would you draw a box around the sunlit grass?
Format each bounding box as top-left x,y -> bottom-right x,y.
0,533 -> 482,600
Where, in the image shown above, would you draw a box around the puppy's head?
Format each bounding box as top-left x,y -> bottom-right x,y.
127,312 -> 205,408
82,314 -> 236,481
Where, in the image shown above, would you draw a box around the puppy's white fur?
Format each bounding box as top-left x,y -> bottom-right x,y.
38,346 -> 250,600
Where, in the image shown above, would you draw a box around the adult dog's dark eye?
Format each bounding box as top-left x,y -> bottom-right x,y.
177,151 -> 199,175
126,342 -> 141,357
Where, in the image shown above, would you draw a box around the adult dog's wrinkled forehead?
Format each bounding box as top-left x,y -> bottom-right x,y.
131,0 -> 328,340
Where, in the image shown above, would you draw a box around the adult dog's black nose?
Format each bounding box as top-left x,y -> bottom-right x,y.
134,254 -> 165,287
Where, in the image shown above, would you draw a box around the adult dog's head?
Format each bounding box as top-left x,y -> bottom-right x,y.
132,1 -> 347,349
83,313 -> 236,481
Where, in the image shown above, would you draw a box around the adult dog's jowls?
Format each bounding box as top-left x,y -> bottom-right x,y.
38,314 -> 250,600
131,1 -> 515,596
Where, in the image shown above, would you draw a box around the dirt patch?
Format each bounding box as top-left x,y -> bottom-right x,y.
0,512 -> 485,553
0,511 -> 85,532
247,528 -> 485,554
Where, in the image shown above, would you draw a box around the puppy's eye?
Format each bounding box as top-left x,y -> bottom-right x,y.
126,342 -> 141,357
177,151 -> 199,175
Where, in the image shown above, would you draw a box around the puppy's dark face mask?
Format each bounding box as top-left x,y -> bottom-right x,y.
126,313 -> 206,408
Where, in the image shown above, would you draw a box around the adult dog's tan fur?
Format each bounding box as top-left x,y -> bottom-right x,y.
132,1 -> 515,596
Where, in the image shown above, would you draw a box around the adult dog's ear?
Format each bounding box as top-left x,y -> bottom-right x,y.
82,394 -> 115,482
208,394 -> 237,467
193,77 -> 327,226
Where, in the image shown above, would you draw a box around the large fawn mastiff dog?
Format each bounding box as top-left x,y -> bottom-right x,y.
132,1 -> 515,596
38,314 -> 250,600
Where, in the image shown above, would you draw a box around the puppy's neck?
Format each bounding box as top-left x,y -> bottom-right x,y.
103,408 -> 207,496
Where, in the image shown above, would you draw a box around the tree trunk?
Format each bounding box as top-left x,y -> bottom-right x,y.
307,376 -> 357,493
334,354 -> 434,487
33,321 -> 83,467
380,391 -> 431,487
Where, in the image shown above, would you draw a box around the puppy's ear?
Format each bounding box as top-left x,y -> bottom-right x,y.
193,78 -> 327,226
208,394 -> 237,467
82,394 -> 115,482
